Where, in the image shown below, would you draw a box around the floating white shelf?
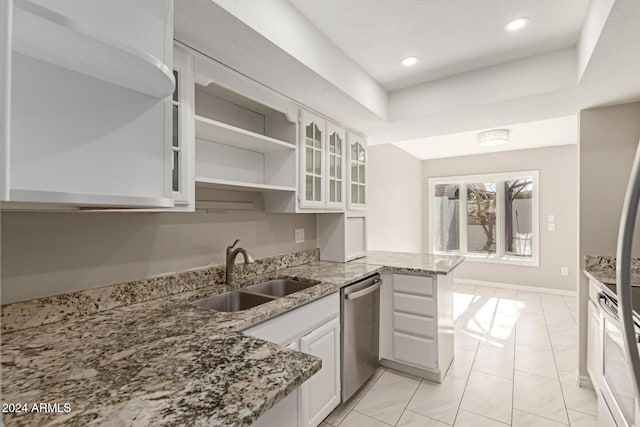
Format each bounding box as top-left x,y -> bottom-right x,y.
195,115 -> 295,154
5,189 -> 175,209
12,0 -> 174,99
195,177 -> 296,193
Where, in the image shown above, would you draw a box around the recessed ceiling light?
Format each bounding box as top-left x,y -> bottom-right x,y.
504,17 -> 529,32
401,56 -> 418,67
478,129 -> 510,147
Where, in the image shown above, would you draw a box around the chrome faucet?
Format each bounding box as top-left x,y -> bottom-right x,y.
225,239 -> 254,285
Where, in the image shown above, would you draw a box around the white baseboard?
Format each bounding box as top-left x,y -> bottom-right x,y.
454,278 -> 577,297
579,374 -> 595,390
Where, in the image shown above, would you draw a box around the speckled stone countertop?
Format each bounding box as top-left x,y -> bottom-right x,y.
1,262 -> 382,426
352,250 -> 465,275
1,251 -> 462,427
583,254 -> 640,286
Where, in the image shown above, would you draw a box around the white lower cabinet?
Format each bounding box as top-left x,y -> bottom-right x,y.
379,272 -> 454,383
243,293 -> 341,427
587,299 -> 602,390
392,332 -> 436,369
299,317 -> 341,427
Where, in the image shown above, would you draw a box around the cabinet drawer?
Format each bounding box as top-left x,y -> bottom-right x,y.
393,332 -> 436,369
393,292 -> 435,317
393,274 -> 433,296
393,312 -> 434,338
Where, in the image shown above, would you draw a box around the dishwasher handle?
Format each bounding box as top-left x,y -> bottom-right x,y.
344,279 -> 382,300
599,293 -> 619,321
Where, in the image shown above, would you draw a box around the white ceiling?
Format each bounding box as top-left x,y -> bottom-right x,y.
288,0 -> 590,90
179,0 -> 640,160
393,115 -> 578,160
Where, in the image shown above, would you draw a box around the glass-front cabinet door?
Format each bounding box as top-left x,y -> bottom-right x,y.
326,122 -> 345,209
169,45 -> 195,210
348,131 -> 366,209
300,110 -> 325,208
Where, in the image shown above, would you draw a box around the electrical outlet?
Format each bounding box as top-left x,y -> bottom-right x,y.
560,267 -> 569,276
548,214 -> 555,223
295,228 -> 304,244
548,223 -> 556,232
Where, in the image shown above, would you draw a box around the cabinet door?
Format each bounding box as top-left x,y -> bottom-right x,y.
587,300 -> 602,388
299,317 -> 341,427
168,45 -> 195,211
326,122 -> 345,209
347,131 -> 367,209
5,0 -> 176,208
379,273 -> 393,361
300,110 -> 325,208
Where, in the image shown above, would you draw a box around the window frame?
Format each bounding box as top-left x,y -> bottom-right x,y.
428,170 -> 540,267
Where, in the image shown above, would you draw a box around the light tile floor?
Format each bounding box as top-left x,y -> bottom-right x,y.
321,285 -> 597,427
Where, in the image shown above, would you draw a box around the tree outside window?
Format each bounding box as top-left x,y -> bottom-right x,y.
430,172 -> 538,265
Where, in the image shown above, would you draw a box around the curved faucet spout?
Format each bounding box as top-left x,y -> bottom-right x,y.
225,240 -> 254,285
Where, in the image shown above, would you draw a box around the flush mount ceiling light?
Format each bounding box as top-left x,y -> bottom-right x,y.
504,17 -> 529,32
478,129 -> 510,147
401,56 -> 418,67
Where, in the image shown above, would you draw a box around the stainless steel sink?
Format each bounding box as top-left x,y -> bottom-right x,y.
191,279 -> 318,313
239,279 -> 317,297
191,291 -> 275,312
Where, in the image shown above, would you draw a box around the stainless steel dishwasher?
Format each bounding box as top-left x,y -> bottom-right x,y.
341,273 -> 381,402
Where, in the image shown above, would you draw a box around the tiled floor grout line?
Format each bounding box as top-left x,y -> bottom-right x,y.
350,409 -> 394,426
540,300 -> 573,426
327,289 -> 591,427
329,368 -> 387,427
510,295 -> 519,426
451,341 -> 480,426
563,295 -> 578,323
450,289 -> 492,426
391,376 -> 423,427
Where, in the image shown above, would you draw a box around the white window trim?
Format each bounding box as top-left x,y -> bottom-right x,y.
428,170 -> 540,267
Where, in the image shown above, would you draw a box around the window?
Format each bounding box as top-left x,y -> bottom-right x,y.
429,171 -> 539,265
172,69 -> 182,194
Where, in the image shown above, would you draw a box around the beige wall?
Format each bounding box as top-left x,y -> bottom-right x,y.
578,102 -> 640,377
423,145 -> 579,292
367,144 -> 423,252
1,189 -> 317,304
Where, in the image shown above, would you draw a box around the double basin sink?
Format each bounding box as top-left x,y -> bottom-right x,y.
191,279 -> 318,313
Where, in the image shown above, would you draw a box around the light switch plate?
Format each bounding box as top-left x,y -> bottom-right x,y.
548,214 -> 555,223
548,223 -> 556,232
560,267 -> 569,276
295,228 -> 304,244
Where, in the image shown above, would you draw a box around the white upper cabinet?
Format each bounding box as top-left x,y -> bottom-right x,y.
347,131 -> 367,210
299,110 -> 326,208
325,122 -> 346,209
1,0 -> 176,209
12,0 -> 174,99
168,44 -> 195,211
296,110 -> 347,211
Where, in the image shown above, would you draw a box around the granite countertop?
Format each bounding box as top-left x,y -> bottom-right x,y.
1,251 -> 463,427
352,250 -> 465,275
583,254 -> 640,287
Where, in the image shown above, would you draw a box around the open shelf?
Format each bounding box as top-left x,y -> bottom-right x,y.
195,177 -> 296,193
195,115 -> 295,154
12,0 -> 174,99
